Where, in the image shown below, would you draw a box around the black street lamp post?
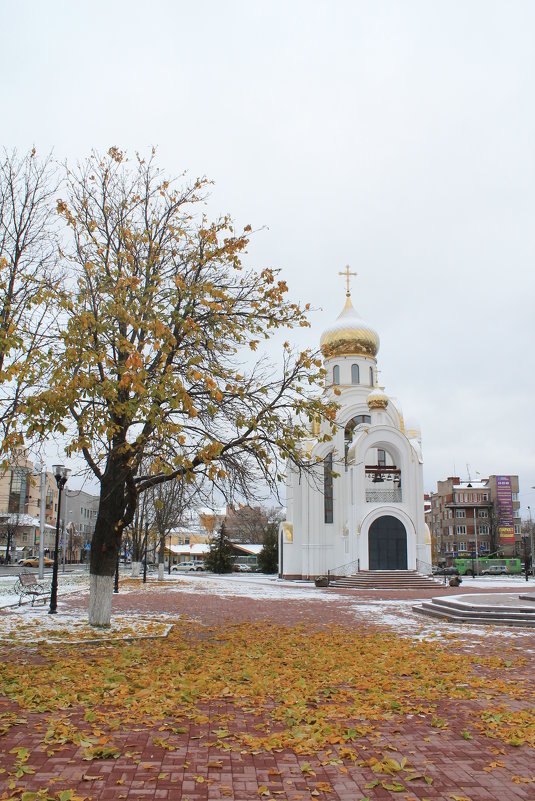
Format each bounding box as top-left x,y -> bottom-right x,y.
49,464 -> 70,614
114,553 -> 119,593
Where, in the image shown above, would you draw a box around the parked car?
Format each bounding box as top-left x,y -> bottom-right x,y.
433,566 -> 460,576
234,564 -> 252,572
20,557 -> 54,568
481,565 -> 508,575
171,561 -> 205,572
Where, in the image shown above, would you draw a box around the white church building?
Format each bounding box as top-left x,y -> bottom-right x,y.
280,271 -> 431,580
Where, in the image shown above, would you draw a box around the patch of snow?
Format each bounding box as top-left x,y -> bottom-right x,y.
1,569 -> 534,645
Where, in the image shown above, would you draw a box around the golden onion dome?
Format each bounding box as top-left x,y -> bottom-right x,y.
367,386 -> 389,410
320,295 -> 379,358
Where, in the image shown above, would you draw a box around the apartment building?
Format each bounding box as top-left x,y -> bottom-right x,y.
428,475 -> 521,563
0,456 -> 99,562
64,489 -> 100,562
0,456 -> 60,560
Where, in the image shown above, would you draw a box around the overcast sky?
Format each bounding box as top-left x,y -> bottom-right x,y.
2,1 -> 534,514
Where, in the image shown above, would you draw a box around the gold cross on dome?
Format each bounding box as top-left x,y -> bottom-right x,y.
339,265 -> 357,297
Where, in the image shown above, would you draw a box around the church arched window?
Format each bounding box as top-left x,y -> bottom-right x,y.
324,451 -> 334,523
344,415 -> 371,466
333,365 -> 340,385
351,364 -> 359,384
369,366 -> 374,386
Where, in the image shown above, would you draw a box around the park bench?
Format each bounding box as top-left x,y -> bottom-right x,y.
14,571 -> 50,606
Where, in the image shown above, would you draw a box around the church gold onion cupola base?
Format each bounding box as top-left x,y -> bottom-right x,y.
320,295 -> 380,358
367,387 -> 389,410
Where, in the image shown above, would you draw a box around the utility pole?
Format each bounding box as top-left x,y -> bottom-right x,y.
36,462 -> 47,581
143,520 -> 148,583
528,505 -> 534,578
474,507 -> 479,577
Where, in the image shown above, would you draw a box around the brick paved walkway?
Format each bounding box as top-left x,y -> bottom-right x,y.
1,576 -> 534,801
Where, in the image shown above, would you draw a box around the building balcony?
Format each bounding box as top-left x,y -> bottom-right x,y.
445,500 -> 491,507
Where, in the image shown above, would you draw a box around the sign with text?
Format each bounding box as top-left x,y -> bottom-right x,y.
498,526 -> 515,543
496,476 -> 515,545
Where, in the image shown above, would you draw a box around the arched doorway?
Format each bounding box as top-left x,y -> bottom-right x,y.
368,515 -> 407,570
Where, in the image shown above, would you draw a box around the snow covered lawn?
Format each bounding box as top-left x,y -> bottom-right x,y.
1,569 -> 534,645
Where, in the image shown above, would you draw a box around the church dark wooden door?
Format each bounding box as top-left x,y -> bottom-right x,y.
368,515 -> 407,570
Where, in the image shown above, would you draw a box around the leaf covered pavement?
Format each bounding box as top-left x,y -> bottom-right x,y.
1,591 -> 534,800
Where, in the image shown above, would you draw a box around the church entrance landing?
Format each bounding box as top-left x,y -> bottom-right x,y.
368,515 -> 407,570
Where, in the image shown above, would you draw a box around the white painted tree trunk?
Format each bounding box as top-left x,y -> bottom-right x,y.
88,574 -> 114,627
158,563 -> 165,581
131,561 -> 142,578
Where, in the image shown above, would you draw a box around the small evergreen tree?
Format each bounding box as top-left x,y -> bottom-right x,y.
257,524 -> 279,574
205,521 -> 235,574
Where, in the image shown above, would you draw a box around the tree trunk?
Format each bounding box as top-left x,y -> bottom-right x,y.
6,530 -> 13,562
158,532 -> 166,581
88,459 -> 132,626
88,574 -> 114,626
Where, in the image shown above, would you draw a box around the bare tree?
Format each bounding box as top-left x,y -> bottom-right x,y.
0,511 -> 22,563
225,505 -> 267,543
150,474 -> 205,579
125,487 -> 151,577
0,149 -> 59,454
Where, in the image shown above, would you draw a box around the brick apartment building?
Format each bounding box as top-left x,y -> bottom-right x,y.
427,475 -> 521,564
0,456 -> 99,562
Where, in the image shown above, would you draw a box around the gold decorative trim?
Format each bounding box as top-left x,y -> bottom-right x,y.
367,395 -> 388,410
321,338 -> 379,358
281,522 -> 293,543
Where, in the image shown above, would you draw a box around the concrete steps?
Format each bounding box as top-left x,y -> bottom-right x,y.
328,570 -> 443,590
413,595 -> 535,628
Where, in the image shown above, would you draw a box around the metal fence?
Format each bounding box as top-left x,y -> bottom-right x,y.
327,558 -> 359,584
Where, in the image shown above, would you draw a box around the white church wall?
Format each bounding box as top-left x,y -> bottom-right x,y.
324,355 -> 377,388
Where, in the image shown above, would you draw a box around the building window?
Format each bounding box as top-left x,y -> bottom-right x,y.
455,510 -> 465,518
478,509 -> 488,518
369,366 -> 374,386
351,364 -> 359,384
456,525 -> 466,535
514,524 -> 521,534
333,365 -> 340,385
324,452 -> 334,524
377,449 -> 386,467
8,469 -> 28,514
344,415 -> 371,466
478,525 -> 489,535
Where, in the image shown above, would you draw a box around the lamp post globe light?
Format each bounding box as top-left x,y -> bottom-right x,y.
49,464 -> 70,614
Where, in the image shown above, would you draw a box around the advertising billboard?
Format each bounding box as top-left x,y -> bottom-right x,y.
496,475 -> 515,545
